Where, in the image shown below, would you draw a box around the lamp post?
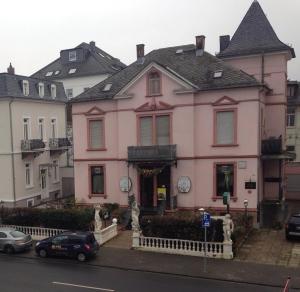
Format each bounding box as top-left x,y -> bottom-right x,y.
243,199 -> 248,231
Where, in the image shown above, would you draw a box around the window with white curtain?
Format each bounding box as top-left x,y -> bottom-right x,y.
148,71 -> 161,96
22,80 -> 29,96
38,82 -> 44,98
156,115 -> 170,145
90,166 -> 104,194
51,118 -> 57,139
140,117 -> 153,146
139,115 -> 170,146
89,120 -> 104,149
25,162 -> 33,187
53,160 -> 59,182
216,111 -> 235,145
38,118 -> 45,141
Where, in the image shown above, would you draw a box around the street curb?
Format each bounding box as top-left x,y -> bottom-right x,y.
6,252 -> 300,290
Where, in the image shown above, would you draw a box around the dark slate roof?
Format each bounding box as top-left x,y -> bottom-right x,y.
31,42 -> 126,80
72,44 -> 261,102
0,73 -> 67,102
217,1 -> 295,58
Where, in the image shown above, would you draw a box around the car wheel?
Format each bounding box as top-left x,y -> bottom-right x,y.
77,252 -> 87,262
4,245 -> 14,254
38,249 -> 47,258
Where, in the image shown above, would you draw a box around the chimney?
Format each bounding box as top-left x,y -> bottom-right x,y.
136,44 -> 145,59
7,63 -> 15,75
219,35 -> 230,52
90,41 -> 96,52
195,35 -> 205,56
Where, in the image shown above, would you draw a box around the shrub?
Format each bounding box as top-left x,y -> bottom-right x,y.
0,207 -> 94,231
140,216 -> 224,242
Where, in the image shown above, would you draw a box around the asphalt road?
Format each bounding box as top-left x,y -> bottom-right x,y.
0,253 -> 292,292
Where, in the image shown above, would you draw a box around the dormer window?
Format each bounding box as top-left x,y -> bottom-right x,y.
103,83 -> 112,92
54,70 -> 60,75
51,84 -> 56,99
148,71 -> 161,96
69,51 -> 77,62
214,70 -> 223,78
22,80 -> 29,96
69,68 -> 77,74
38,82 -> 44,98
45,71 -> 53,77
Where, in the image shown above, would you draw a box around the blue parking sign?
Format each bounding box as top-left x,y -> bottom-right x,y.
202,212 -> 211,227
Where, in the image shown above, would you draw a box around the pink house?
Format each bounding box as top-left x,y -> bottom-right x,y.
71,1 -> 295,226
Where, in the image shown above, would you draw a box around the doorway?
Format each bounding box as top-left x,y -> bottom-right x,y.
139,165 -> 171,209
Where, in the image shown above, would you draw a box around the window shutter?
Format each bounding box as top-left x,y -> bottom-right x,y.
140,117 -> 153,146
90,120 -> 103,148
156,116 -> 170,145
216,111 -> 234,144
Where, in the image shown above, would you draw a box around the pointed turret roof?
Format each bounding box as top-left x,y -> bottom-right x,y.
218,1 -> 295,58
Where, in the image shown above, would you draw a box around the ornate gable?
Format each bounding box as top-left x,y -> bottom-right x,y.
84,106 -> 105,116
135,100 -> 173,112
212,96 -> 239,106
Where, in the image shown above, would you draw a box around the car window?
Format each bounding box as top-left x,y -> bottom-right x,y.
69,237 -> 83,245
10,231 -> 26,238
290,216 -> 300,224
52,235 -> 69,245
86,234 -> 96,244
0,232 -> 7,238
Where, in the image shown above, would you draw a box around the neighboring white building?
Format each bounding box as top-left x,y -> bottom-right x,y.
31,42 -> 126,196
0,65 -> 69,207
31,41 -> 126,99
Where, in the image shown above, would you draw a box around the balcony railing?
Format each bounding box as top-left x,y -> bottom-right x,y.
261,138 -> 282,155
49,138 -> 71,149
128,145 -> 176,163
21,139 -> 45,152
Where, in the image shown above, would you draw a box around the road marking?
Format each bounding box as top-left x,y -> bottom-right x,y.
52,281 -> 115,291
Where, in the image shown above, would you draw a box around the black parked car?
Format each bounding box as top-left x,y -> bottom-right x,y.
35,231 -> 99,262
285,213 -> 300,240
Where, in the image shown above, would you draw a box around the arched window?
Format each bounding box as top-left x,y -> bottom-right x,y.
148,71 -> 161,96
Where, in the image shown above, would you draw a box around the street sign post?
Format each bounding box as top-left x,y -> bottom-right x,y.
202,212 -> 210,272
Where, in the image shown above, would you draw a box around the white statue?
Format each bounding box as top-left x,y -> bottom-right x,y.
131,197 -> 140,233
223,214 -> 234,242
94,204 -> 102,232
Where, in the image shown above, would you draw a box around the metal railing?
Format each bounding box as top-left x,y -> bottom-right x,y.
49,138 -> 71,149
21,139 -> 45,151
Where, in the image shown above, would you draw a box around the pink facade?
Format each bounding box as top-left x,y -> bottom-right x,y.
73,70 -> 262,213
72,1 -> 295,225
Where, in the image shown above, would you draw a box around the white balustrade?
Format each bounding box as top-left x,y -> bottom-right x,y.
135,236 -> 231,259
0,218 -> 119,245
0,224 -> 66,240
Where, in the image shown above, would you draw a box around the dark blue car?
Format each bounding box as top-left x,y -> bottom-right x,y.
35,231 -> 99,262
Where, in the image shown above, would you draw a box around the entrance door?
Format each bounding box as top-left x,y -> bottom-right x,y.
140,175 -> 154,208
40,168 -> 48,200
157,166 -> 171,209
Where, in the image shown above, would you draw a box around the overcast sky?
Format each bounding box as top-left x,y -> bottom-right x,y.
1,0 -> 299,80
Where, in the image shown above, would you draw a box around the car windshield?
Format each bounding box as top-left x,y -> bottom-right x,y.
10,231 -> 26,238
290,216 -> 300,224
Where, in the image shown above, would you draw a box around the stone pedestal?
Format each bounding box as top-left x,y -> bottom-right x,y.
132,231 -> 140,248
223,241 -> 233,259
94,231 -> 102,245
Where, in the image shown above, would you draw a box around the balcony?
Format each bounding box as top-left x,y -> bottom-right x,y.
261,137 -> 282,155
261,137 -> 295,160
21,139 -> 45,159
128,145 -> 176,164
49,138 -> 71,155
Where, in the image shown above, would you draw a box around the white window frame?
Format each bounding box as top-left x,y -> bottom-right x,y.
40,168 -> 47,190
51,84 -> 57,99
25,162 -> 34,188
69,50 -> 77,62
38,82 -> 44,98
38,117 -> 46,142
22,80 -> 29,96
53,160 -> 60,183
66,88 -> 73,99
23,116 -> 31,140
287,108 -> 296,127
27,198 -> 34,207
50,118 -> 58,139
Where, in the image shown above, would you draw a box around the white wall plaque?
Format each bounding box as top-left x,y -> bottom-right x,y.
120,176 -> 132,192
177,176 -> 191,193
238,161 -> 247,169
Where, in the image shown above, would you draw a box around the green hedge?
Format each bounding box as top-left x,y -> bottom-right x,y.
140,216 -> 224,242
0,207 -> 94,231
